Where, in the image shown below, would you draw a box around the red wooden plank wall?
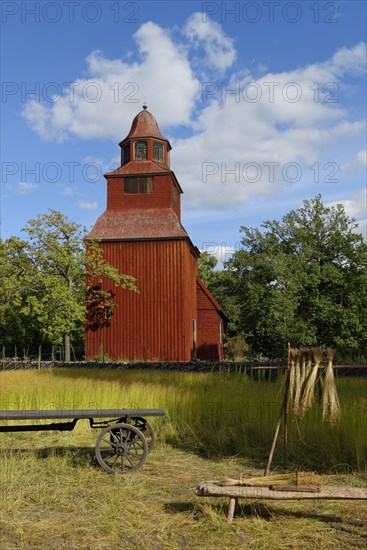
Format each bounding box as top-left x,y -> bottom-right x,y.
85,239 -> 197,361
196,284 -> 223,361
107,174 -> 180,219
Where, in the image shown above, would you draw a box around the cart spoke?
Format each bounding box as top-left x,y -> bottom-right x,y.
101,436 -> 116,447
110,454 -> 119,467
130,417 -> 155,453
127,451 -> 141,460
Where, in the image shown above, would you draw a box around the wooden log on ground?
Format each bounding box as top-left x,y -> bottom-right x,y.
196,482 -> 367,523
270,484 -> 320,492
196,482 -> 367,500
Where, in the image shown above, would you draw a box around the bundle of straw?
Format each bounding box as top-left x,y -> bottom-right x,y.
299,347 -> 323,415
321,348 -> 340,421
292,349 -> 302,414
217,472 -> 321,487
299,348 -> 308,388
288,347 -> 297,411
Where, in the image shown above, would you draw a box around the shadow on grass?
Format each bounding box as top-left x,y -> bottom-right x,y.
164,502 -> 196,514
164,439 -> 271,470
234,502 -> 343,522
0,446 -> 97,468
165,499 -> 343,522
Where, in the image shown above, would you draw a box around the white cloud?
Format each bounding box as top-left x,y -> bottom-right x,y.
326,42 -> 367,77
183,12 -> 236,71
171,42 -> 366,210
329,188 -> 366,219
22,20 -> 201,142
16,182 -> 38,194
256,63 -> 268,74
341,150 -> 367,172
20,13 -> 365,214
327,188 -> 367,239
62,187 -> 75,196
78,200 -> 98,210
357,219 -> 367,240
201,243 -> 239,267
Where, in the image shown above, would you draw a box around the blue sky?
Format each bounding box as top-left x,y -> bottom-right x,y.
1,0 -> 366,263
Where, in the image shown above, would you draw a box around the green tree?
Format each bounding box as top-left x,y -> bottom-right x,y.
205,268 -> 241,335
198,250 -> 218,287
226,195 -> 367,359
1,210 -> 136,361
0,237 -> 44,354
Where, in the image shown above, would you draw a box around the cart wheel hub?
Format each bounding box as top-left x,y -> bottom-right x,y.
116,443 -> 127,455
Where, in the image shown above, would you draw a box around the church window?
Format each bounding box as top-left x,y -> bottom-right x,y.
153,142 -> 164,162
135,141 -> 147,160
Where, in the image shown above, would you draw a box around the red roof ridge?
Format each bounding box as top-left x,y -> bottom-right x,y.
105,159 -> 171,177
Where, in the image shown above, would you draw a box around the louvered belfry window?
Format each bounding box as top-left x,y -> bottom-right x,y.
122,145 -> 130,165
124,176 -> 154,193
140,176 -> 154,193
124,177 -> 139,193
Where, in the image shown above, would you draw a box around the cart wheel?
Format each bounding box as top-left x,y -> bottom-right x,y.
95,422 -> 148,475
130,417 -> 156,452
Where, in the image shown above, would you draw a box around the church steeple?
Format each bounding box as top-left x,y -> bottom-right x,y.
118,106 -> 171,169
86,106 -> 227,363
90,108 -> 183,226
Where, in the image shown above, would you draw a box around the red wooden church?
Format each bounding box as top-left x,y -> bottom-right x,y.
85,106 -> 227,362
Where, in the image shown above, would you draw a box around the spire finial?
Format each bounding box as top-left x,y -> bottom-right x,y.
142,102 -> 148,110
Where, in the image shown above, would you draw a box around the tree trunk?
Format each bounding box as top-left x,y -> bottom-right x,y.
64,333 -> 71,362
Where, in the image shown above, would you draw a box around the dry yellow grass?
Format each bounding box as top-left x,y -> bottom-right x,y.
0,438 -> 366,549
0,368 -> 366,548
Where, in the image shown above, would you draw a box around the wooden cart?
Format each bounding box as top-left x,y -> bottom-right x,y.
0,408 -> 165,475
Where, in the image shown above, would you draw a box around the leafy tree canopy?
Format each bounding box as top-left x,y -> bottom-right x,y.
208,196 -> 367,360
2,198 -> 366,363
1,210 -> 136,360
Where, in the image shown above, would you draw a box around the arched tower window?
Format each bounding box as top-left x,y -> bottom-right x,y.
135,141 -> 147,160
153,142 -> 164,162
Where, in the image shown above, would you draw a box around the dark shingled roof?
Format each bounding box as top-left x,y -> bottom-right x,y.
87,208 -> 188,240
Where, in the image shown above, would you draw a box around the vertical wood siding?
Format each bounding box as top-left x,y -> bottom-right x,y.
85,239 -> 197,361
196,284 -> 223,361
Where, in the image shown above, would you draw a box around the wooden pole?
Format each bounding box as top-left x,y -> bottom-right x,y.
227,497 -> 238,524
283,399 -> 288,470
264,343 -> 291,476
283,342 -> 291,470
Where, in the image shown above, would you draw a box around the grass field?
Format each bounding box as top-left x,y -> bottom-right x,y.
0,368 -> 366,549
